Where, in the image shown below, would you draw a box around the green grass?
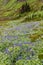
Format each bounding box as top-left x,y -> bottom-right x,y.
0,20 -> 43,65
0,0 -> 43,21
0,0 -> 43,65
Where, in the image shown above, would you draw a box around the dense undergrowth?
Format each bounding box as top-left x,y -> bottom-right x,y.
0,0 -> 43,65
0,20 -> 43,65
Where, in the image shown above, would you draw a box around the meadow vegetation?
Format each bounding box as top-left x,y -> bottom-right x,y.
0,0 -> 43,65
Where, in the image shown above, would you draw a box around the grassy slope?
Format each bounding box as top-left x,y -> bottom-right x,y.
0,0 -> 43,21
